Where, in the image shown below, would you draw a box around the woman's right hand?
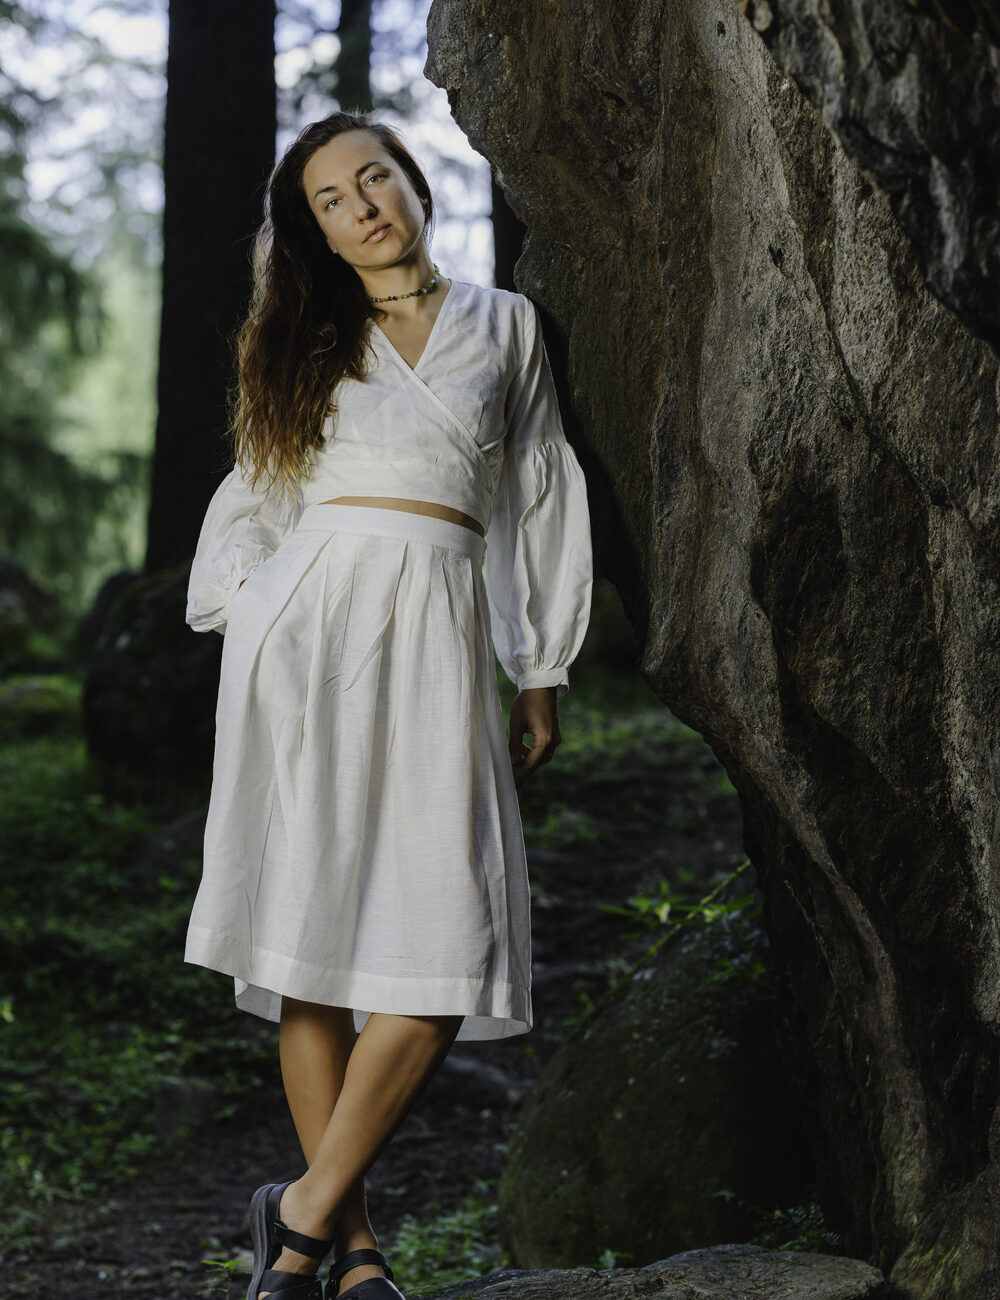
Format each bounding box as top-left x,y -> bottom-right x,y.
509,687 -> 561,789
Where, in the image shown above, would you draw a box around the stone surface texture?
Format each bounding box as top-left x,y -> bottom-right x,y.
497,877 -> 816,1267
426,2 -> 1000,1297
426,1244 -> 892,1300
742,0 -> 1000,348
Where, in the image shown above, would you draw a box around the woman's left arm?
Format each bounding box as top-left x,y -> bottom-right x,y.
484,296 -> 593,788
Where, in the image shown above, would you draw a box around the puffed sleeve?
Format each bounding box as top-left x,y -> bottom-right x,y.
185,456 -> 304,635
484,296 -> 593,697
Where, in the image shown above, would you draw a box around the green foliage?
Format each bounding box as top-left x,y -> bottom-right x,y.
199,1255 -> 251,1298
710,1188 -> 843,1254
50,249 -> 158,612
387,1180 -> 509,1296
603,862 -> 758,934
756,1201 -> 842,1253
597,1247 -> 634,1269
0,249 -> 154,622
0,211 -> 112,621
0,12 -> 106,603
597,870 -> 768,982
524,802 -> 602,850
563,860 -> 769,1034
0,688 -> 275,1249
0,2 -> 160,619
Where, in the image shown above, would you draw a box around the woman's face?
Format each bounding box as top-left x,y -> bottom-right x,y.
301,128 -> 429,272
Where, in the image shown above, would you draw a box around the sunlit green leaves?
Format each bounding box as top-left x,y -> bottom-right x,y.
386,1179 -> 509,1296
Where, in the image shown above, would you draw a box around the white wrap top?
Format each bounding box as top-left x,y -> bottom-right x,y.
186,277 -> 593,696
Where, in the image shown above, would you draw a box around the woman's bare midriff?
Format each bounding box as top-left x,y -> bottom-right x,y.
320,496 -> 486,537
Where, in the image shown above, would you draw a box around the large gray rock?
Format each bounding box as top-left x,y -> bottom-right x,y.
426,2 -> 1000,1296
498,879 -> 815,1267
743,0 -> 1000,348
426,1244 -> 892,1299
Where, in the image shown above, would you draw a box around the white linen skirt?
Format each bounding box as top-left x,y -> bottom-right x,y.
184,503 -> 532,1041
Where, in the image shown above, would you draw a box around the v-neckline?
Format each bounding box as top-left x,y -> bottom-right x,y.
372,278 -> 457,376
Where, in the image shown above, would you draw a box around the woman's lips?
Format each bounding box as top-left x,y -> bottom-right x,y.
365,224 -> 391,243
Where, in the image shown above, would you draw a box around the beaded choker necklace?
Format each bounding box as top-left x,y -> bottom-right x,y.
367,264 -> 440,305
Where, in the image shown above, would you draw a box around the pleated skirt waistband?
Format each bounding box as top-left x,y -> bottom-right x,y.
296,502 -> 486,564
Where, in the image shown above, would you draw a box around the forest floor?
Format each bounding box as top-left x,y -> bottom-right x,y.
1,667 -> 751,1300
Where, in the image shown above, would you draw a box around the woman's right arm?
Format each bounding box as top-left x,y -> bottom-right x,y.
186,458 -> 304,635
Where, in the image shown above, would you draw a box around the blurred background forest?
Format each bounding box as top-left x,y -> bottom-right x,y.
1,0 -> 497,640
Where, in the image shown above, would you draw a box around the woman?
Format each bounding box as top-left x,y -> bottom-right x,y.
184,111 -> 592,1300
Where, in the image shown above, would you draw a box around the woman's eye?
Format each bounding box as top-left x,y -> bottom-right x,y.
324,174 -> 385,208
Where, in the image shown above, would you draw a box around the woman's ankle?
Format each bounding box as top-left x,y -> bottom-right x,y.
279,1176 -> 339,1242
335,1221 -> 379,1255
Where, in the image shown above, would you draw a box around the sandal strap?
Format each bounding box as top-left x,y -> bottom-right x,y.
259,1267 -> 325,1298
265,1181 -> 334,1261
326,1249 -> 394,1287
275,1217 -> 336,1260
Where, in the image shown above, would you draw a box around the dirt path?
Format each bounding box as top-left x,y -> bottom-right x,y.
6,713 -> 746,1299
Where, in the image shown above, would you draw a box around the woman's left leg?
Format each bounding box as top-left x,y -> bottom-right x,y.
278,1000 -> 378,1267
263,1008 -> 463,1298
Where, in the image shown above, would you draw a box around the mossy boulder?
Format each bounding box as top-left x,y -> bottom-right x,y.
499,880 -> 816,1268
82,564 -> 221,808
0,558 -> 62,673
0,674 -> 82,744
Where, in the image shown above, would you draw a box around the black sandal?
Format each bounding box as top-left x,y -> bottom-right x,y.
325,1248 -> 403,1298
247,1180 -> 336,1300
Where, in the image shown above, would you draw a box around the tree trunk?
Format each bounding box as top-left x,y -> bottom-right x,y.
336,0 -> 374,113
145,0 -> 276,573
427,2 -> 1000,1296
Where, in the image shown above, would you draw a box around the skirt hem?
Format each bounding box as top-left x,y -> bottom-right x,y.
185,927 -> 532,1042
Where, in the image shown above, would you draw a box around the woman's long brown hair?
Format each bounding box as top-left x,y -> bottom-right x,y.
229,111 -> 436,496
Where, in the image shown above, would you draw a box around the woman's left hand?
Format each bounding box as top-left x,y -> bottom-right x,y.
509,687 -> 561,789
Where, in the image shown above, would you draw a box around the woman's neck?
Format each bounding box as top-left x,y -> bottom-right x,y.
357,253 -> 439,310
